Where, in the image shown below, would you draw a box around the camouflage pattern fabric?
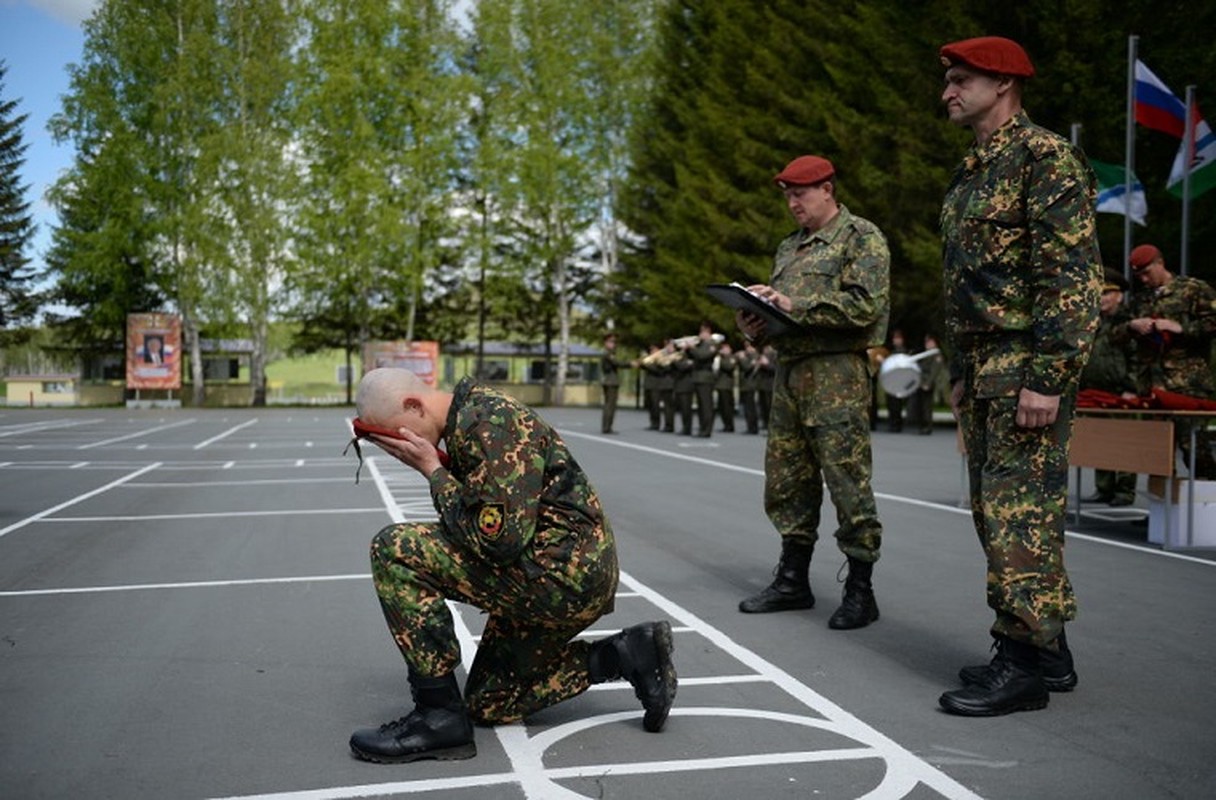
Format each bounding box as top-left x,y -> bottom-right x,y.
1127,275 -> 1216,397
941,111 -> 1101,649
370,378 -> 619,724
1082,307 -> 1137,395
764,204 -> 890,561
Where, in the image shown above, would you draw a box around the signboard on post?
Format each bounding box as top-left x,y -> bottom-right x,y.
362,341 -> 440,386
126,313 -> 182,391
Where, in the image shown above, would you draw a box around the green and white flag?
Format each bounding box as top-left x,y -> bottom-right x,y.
1090,158 -> 1147,226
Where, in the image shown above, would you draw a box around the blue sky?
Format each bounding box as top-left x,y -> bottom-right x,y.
1,0 -> 93,285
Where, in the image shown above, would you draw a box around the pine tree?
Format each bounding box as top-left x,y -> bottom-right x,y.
0,61 -> 38,341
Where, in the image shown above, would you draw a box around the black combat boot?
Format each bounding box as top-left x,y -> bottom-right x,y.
589,621 -> 678,732
958,628 -> 1077,692
738,539 -> 815,613
349,672 -> 477,763
827,557 -> 880,630
939,636 -> 1049,716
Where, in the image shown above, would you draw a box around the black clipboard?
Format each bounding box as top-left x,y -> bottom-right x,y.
705,283 -> 801,337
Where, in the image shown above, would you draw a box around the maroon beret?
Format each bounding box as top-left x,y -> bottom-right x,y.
1129,244 -> 1162,268
773,155 -> 836,188
939,36 -> 1035,78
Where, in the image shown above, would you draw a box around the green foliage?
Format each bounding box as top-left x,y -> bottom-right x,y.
617,0 -> 1216,348
0,61 -> 38,342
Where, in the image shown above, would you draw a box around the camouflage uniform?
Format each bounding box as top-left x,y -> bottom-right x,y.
941,111 -> 1102,649
1080,305 -> 1138,499
765,204 -> 890,563
370,378 -> 619,725
1126,275 -> 1216,397
1127,274 -> 1216,477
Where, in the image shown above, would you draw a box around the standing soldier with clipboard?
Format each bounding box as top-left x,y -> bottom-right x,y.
728,155 -> 891,631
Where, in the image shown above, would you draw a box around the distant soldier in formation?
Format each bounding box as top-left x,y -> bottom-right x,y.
346,368 -> 676,764
672,341 -> 696,435
600,333 -> 624,435
714,341 -> 738,433
737,340 -> 763,434
912,333 -> 948,435
689,322 -> 719,438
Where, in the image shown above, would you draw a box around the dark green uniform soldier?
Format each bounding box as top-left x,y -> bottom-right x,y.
736,154 -> 890,632
938,37 -> 1101,717
1125,243 -> 1216,478
714,342 -> 738,432
600,332 -> 624,434
737,341 -> 763,434
1080,269 -> 1138,505
689,323 -> 719,437
345,368 -> 676,763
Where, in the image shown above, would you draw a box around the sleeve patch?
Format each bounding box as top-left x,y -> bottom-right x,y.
477,503 -> 505,539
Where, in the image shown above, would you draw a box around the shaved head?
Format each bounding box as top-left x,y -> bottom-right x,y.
356,368 -> 432,425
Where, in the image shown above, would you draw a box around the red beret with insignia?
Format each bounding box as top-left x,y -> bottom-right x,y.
939,36 -> 1035,78
774,155 -> 836,188
1130,244 -> 1162,268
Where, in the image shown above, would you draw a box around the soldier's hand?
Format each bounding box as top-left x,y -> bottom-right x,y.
736,309 -> 767,340
1016,388 -> 1060,428
369,428 -> 443,477
949,381 -> 964,420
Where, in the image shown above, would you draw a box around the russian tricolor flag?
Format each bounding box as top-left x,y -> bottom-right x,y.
1135,60 -> 1187,138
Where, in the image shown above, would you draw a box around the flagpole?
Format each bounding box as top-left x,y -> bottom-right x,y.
1181,85 -> 1195,277
1123,35 -> 1138,282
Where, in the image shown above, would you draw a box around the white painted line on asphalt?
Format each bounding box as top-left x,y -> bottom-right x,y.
78,419 -> 197,450
70,462 -> 88,469
39,508 -> 385,523
194,418 -> 259,450
0,418 -> 103,437
0,573 -> 369,597
123,477 -> 352,488
0,462 -> 162,540
570,429 -> 1216,567
224,461 -> 235,469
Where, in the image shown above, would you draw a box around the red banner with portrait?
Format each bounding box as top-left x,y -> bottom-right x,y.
127,313 -> 182,390
362,340 -> 441,386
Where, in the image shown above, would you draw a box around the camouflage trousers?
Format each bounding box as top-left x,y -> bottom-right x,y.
764,368 -> 882,562
370,522 -> 619,725
958,392 -> 1077,649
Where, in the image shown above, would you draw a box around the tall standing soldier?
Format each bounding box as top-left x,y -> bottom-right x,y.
600,333 -> 624,435
736,154 -> 890,631
346,368 -> 676,763
937,36 -> 1101,716
641,343 -> 665,431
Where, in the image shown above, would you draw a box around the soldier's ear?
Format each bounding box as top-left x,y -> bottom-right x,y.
402,396 -> 424,415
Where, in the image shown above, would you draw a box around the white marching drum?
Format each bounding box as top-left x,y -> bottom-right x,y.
878,348 -> 940,399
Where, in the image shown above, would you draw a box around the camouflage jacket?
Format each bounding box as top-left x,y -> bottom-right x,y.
429,378 -> 617,581
769,204 -> 890,360
1127,275 -> 1216,397
1080,307 -> 1136,395
941,111 -> 1102,397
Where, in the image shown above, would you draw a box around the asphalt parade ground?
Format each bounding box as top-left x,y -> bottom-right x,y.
1,405 -> 1214,800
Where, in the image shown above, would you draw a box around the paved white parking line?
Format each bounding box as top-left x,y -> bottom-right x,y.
77,419 -> 197,450
194,418 -> 259,450
0,463 -> 162,539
